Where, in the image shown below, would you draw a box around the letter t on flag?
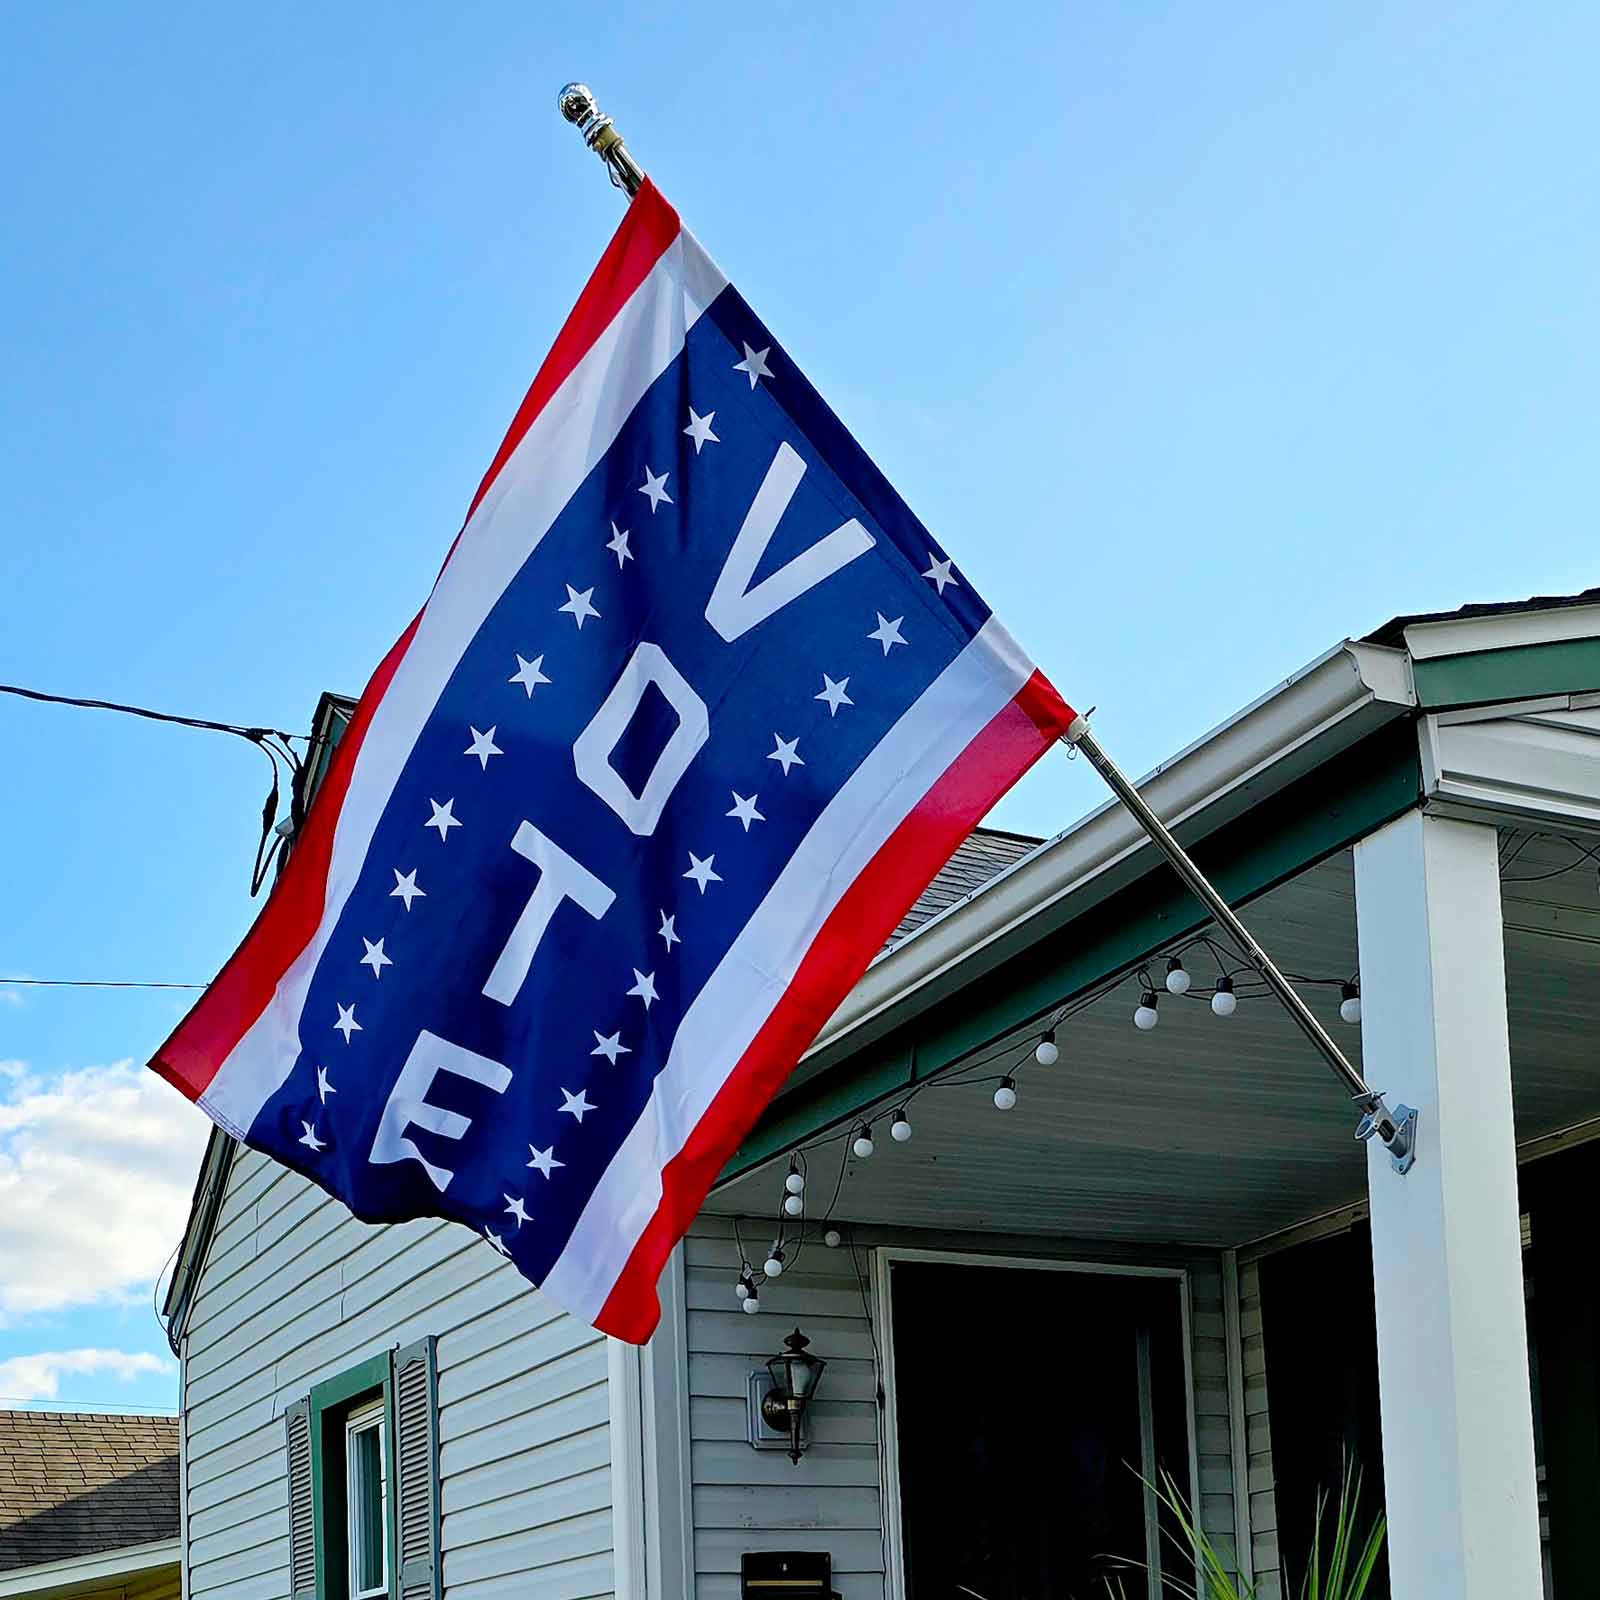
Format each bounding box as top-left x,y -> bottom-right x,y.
151,182 -> 1076,1342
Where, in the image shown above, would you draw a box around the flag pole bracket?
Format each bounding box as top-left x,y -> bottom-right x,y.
1063,713 -> 1420,1174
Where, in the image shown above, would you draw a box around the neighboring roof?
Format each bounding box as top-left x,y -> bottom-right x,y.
1364,586 -> 1600,646
0,1412 -> 178,1573
889,827 -> 1041,945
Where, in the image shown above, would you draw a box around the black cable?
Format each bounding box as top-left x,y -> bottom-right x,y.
0,977 -> 206,990
0,682 -> 306,750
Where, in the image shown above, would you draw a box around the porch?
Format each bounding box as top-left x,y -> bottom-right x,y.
689,600 -> 1600,1600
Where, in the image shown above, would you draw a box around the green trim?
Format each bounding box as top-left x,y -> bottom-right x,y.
1413,637 -> 1600,709
308,1351 -> 397,1600
724,720 -> 1422,1184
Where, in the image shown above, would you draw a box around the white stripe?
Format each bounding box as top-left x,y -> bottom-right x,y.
540,617 -> 1034,1324
201,231 -> 729,1135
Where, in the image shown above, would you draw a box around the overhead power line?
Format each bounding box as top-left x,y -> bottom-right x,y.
0,977 -> 205,990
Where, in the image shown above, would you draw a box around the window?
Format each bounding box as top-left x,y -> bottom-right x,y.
284,1340 -> 441,1600
345,1398 -> 389,1599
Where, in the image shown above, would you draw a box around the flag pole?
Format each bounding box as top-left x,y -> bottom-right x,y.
554,82 -> 1418,1176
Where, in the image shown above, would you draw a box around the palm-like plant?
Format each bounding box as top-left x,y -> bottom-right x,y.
1104,1460 -> 1385,1600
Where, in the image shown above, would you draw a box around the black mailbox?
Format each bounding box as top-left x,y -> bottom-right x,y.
740,1550 -> 836,1597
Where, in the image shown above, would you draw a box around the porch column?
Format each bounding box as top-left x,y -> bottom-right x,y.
1352,811 -> 1541,1598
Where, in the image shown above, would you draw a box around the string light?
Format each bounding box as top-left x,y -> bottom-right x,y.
733,940 -> 1367,1292
1339,980 -> 1362,1025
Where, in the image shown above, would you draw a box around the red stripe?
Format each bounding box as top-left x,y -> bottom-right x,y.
150,182 -> 685,1107
464,181 -> 681,525
594,670 -> 1075,1342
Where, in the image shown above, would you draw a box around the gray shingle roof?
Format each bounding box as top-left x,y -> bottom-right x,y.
0,1410 -> 178,1572
888,826 -> 1041,945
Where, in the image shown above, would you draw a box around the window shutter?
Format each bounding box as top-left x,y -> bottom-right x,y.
284,1398 -> 317,1600
393,1337 -> 442,1600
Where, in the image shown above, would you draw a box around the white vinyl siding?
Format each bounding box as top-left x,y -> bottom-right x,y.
1240,1258 -> 1282,1599
181,1146 -> 614,1600
681,1217 -> 1244,1600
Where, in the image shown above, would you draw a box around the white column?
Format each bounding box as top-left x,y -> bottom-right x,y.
1353,811 -> 1541,1598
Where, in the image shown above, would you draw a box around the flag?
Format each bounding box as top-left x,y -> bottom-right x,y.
152,182 -> 1076,1341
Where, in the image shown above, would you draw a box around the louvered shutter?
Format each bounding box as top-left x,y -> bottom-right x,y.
284,1398 -> 317,1600
393,1337 -> 442,1600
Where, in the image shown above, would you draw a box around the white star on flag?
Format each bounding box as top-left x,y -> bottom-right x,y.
684,852 -> 722,894
484,1228 -> 510,1256
684,407 -> 720,452
316,1065 -> 335,1103
559,584 -> 600,628
658,911 -> 680,951
816,674 -> 853,716
869,613 -> 908,654
734,342 -> 773,388
606,522 -> 633,567
923,554 -> 958,594
390,867 -> 425,910
464,725 -> 503,769
527,1144 -> 565,1178
627,969 -> 659,1009
591,1030 -> 631,1064
559,1087 -> 595,1122
425,798 -> 460,840
503,1194 -> 531,1227
727,792 -> 765,830
334,1003 -> 361,1043
509,653 -> 551,697
768,734 -> 804,775
298,1121 -> 326,1153
360,937 -> 392,979
639,466 -> 673,512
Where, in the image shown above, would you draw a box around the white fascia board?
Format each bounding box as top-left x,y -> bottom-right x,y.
798,640 -> 1413,1074
1404,603 -> 1600,660
0,1538 -> 180,1597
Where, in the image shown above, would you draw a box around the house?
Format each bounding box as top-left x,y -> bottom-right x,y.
0,1410 -> 180,1600
162,589 -> 1600,1599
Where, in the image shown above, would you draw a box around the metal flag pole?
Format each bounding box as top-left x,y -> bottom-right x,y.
554,82 -> 1418,1174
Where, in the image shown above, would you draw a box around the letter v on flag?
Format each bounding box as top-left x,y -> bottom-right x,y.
150,181 -> 1076,1342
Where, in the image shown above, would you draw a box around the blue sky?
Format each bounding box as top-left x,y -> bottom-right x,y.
2,2 -> 1596,1411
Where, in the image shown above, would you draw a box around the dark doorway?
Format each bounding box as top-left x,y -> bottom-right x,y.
888,1259 -> 1191,1600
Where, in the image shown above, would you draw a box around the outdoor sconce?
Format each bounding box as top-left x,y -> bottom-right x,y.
749,1328 -> 827,1464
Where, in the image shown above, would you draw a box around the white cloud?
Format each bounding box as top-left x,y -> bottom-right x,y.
0,1347 -> 171,1402
0,1060 -> 210,1320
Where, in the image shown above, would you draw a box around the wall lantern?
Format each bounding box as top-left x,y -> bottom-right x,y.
750,1328 -> 827,1464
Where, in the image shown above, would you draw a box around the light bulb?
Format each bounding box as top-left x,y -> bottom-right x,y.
1340,981 -> 1362,1025
852,1125 -> 875,1159
785,1170 -> 805,1195
734,1277 -> 750,1302
743,1292 -> 761,1314
1165,956 -> 1191,996
1034,1029 -> 1059,1067
1211,975 -> 1237,1017
890,1109 -> 913,1142
823,1229 -> 842,1249
993,1077 -> 1017,1111
783,1194 -> 804,1217
1134,991 -> 1160,1030
764,1249 -> 785,1278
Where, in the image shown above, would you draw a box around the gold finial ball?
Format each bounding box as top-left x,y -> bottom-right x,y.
558,83 -> 598,126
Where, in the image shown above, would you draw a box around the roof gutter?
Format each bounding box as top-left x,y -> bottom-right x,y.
789,639 -> 1415,1085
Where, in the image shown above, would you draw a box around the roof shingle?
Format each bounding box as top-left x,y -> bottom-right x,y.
0,1410 -> 178,1572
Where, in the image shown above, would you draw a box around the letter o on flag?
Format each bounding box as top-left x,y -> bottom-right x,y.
573,642 -> 710,836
